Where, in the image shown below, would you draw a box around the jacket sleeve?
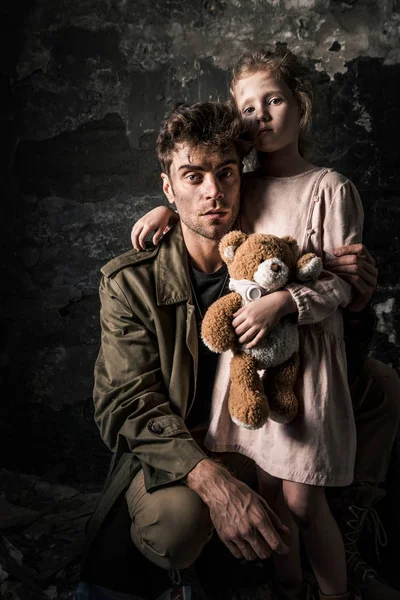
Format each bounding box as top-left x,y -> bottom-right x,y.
93,275 -> 207,492
286,179 -> 364,326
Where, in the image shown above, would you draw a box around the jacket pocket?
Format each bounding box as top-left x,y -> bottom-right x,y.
147,414 -> 189,437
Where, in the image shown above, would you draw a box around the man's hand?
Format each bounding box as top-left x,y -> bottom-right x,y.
186,459 -> 290,561
325,243 -> 378,312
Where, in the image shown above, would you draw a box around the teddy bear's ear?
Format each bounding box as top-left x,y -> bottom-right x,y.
219,231 -> 247,264
281,236 -> 299,261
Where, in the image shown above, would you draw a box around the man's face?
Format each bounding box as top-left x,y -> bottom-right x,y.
161,143 -> 241,242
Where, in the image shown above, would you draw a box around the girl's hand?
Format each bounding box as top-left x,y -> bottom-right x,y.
131,206 -> 179,251
232,291 -> 298,349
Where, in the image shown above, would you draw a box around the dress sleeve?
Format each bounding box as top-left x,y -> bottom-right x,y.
286,179 -> 364,326
93,275 -> 206,492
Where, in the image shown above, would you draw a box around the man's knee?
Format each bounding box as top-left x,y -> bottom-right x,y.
353,358 -> 400,421
364,358 -> 400,420
127,473 -> 213,570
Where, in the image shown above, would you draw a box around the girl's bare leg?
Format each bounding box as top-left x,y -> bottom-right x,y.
257,467 -> 303,590
283,480 -> 347,595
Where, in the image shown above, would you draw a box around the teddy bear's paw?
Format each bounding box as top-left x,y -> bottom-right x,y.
229,391 -> 269,430
268,408 -> 297,424
230,416 -> 260,430
200,331 -> 235,354
268,393 -> 298,424
296,254 -> 323,281
200,321 -> 236,353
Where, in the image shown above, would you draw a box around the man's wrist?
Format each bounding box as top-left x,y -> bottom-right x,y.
185,458 -> 229,502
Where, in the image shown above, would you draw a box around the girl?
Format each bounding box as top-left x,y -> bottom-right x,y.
131,49 -> 363,600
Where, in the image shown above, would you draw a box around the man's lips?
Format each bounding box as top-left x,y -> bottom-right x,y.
201,210 -> 229,221
201,209 -> 228,216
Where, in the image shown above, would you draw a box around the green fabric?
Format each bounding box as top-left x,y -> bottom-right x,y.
93,224 -> 207,493
83,225 -> 210,571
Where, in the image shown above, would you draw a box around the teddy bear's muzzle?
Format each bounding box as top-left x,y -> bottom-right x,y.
253,258 -> 289,292
270,262 -> 282,272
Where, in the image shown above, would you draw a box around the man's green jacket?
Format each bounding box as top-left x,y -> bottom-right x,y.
84,224 -> 207,563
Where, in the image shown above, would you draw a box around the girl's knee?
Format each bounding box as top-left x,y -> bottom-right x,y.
284,483 -> 325,529
287,498 -> 313,527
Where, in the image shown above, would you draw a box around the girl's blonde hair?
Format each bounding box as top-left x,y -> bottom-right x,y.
230,47 -> 313,158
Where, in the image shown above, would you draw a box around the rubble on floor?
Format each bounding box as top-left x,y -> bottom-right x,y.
0,469 -> 101,600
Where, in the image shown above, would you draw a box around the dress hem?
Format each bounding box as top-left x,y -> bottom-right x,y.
206,440 -> 354,487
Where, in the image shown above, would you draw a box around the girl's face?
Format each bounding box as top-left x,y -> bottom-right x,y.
233,70 -> 301,154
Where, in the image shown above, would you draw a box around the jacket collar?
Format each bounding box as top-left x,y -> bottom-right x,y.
155,224 -> 192,306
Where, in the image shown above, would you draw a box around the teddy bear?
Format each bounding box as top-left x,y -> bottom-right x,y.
201,231 -> 323,430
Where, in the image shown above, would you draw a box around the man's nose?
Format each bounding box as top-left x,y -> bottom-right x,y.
205,175 -> 224,198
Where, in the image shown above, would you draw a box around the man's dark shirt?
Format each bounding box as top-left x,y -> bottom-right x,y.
186,264 -> 229,429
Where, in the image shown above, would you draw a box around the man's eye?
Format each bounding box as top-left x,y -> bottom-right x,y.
243,107 -> 255,115
186,173 -> 201,182
269,97 -> 282,105
219,168 -> 233,179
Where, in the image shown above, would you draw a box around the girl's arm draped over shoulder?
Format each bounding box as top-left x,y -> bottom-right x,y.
131,206 -> 180,250
286,179 -> 364,325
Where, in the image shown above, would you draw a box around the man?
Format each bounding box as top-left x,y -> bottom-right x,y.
79,102 -> 400,600
325,247 -> 400,599
80,102 -> 290,600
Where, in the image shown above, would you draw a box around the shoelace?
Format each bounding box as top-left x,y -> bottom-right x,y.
344,504 -> 388,582
171,587 -> 191,600
166,569 -> 205,600
168,570 -> 183,586
363,504 -> 388,561
346,549 -> 378,583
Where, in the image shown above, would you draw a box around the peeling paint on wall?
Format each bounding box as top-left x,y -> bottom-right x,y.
374,298 -> 396,344
352,85 -> 373,133
2,0 -> 400,479
16,1 -> 400,83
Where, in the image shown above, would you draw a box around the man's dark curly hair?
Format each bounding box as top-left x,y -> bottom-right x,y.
157,101 -> 253,175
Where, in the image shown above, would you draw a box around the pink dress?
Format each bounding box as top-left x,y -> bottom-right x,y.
205,167 -> 364,486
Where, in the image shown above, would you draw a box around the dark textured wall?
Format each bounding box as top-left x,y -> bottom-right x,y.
2,0 -> 400,484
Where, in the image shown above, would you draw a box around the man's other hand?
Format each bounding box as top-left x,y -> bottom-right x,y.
186,459 -> 290,561
325,243 -> 378,312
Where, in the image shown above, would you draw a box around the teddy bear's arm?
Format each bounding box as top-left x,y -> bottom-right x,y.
296,253 -> 323,281
201,292 -> 243,353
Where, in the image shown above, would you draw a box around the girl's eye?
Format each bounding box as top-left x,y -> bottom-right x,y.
242,107 -> 255,115
269,97 -> 282,106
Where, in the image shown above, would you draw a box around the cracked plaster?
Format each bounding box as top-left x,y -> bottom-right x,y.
12,0 -> 400,144
2,0 -> 399,478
